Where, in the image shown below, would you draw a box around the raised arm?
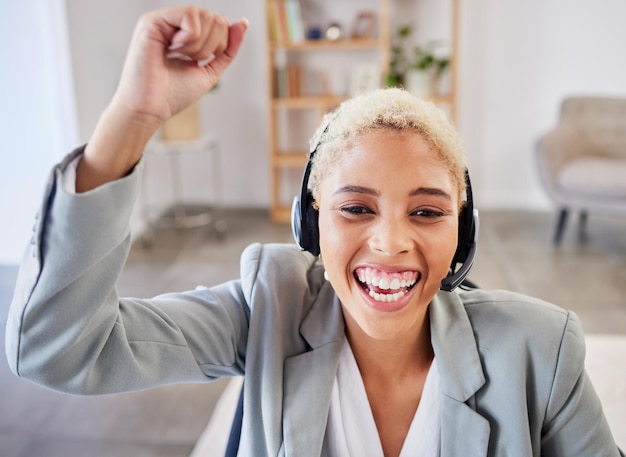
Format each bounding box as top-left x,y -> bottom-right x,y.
6,7 -> 250,394
77,6 -> 248,192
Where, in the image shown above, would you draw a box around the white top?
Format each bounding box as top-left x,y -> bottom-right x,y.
322,340 -> 441,457
62,155 -> 79,193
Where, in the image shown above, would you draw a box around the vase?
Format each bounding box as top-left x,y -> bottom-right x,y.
404,69 -> 432,98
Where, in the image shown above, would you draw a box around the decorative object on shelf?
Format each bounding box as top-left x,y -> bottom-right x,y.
324,23 -> 343,41
307,26 -> 322,40
404,69 -> 431,98
351,11 -> 377,39
385,24 -> 450,98
349,63 -> 381,97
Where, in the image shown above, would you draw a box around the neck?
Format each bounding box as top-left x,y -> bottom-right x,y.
345,310 -> 434,380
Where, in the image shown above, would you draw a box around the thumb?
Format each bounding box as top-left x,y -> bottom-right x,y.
206,19 -> 248,77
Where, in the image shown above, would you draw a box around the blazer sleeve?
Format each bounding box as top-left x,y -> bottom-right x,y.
5,147 -> 250,395
541,311 -> 623,456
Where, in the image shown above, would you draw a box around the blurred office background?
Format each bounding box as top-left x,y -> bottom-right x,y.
1,0 -> 625,455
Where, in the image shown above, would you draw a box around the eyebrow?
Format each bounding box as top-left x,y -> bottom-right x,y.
333,185 -> 451,200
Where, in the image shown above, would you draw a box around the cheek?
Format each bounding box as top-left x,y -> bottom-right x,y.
317,211 -> 360,281
444,238 -> 460,274
316,209 -> 331,250
318,211 -> 347,261
425,223 -> 459,273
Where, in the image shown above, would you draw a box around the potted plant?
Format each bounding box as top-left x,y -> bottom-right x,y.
385,24 -> 450,98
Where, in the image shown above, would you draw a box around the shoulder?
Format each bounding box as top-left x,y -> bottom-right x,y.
457,287 -> 586,385
240,242 -> 318,271
458,288 -> 574,334
240,242 -> 322,283
239,242 -> 327,305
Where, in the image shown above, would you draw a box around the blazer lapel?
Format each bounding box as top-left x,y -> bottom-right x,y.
281,287 -> 492,456
440,397 -> 491,456
282,287 -> 344,457
431,291 -> 491,456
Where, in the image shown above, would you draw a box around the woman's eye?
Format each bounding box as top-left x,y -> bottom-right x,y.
339,205 -> 374,216
411,208 -> 445,218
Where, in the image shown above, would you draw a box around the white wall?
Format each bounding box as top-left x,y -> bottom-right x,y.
65,0 -> 626,213
458,0 -> 626,208
0,0 -> 79,265
2,0 -> 626,264
65,0 -> 267,215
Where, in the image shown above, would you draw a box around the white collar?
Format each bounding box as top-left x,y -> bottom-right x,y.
322,339 -> 441,456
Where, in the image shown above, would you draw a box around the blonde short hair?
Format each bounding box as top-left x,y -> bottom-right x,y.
308,87 -> 466,206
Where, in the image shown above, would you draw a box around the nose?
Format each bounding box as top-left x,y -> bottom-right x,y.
368,218 -> 414,256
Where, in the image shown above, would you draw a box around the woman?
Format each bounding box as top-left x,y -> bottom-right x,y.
5,6 -> 622,457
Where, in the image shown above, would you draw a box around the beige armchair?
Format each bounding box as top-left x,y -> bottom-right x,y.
535,96 -> 626,244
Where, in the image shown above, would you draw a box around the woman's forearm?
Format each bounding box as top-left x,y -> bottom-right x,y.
76,103 -> 160,193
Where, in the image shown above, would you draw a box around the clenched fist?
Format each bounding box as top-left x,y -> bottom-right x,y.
78,7 -> 248,193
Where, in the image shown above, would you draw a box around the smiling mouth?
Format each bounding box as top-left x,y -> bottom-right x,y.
354,267 -> 420,303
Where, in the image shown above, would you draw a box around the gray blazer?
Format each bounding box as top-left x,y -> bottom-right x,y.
5,148 -> 623,457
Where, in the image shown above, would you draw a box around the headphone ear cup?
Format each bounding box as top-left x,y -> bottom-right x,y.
453,205 -> 472,265
291,196 -> 304,250
301,191 -> 320,256
292,138 -> 322,256
291,190 -> 320,256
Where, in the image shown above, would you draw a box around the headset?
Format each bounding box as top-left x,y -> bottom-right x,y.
291,127 -> 480,292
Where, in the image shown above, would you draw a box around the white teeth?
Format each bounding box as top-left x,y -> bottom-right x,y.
369,290 -> 406,303
377,277 -> 402,290
357,270 -> 417,290
356,267 -> 419,303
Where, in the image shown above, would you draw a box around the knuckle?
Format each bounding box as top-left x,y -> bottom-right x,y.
214,13 -> 229,28
198,8 -> 213,22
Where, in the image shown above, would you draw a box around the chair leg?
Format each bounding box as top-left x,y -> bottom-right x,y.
554,208 -> 569,245
578,210 -> 588,229
577,210 -> 589,241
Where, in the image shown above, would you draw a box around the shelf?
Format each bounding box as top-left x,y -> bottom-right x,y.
428,94 -> 455,104
271,38 -> 383,51
270,205 -> 293,223
265,0 -> 391,223
272,153 -> 308,167
271,96 -> 346,110
266,0 -> 459,222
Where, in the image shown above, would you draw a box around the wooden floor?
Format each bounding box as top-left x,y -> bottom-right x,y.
1,208 -> 626,456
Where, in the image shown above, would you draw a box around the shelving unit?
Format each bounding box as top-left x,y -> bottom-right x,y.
427,0 -> 459,123
265,0 -> 458,222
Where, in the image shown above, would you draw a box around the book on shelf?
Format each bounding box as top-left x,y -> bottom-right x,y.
274,67 -> 287,98
266,0 -> 279,43
287,65 -> 301,97
285,0 -> 305,43
274,64 -> 301,99
267,0 -> 305,44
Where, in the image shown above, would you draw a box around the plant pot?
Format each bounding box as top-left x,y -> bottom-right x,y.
404,69 -> 432,98
434,70 -> 451,96
161,103 -> 200,142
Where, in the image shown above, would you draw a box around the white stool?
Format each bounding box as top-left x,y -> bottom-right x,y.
140,135 -> 226,245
